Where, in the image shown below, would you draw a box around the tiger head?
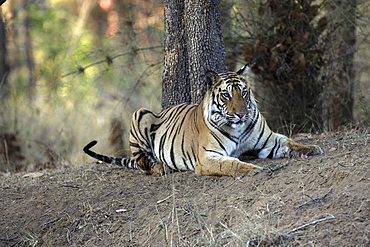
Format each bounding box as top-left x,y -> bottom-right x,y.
204,65 -> 257,128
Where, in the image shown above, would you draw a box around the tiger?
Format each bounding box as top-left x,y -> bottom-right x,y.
83,65 -> 323,177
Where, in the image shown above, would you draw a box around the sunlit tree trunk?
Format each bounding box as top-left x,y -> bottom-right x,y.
162,0 -> 227,109
23,8 -> 36,99
0,8 -> 9,100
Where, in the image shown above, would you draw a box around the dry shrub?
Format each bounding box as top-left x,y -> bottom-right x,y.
235,0 -> 359,134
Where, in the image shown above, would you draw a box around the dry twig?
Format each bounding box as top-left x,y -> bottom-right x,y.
284,215 -> 336,235
266,161 -> 289,172
296,188 -> 332,211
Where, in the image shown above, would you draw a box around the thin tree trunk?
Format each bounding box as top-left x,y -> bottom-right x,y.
23,8 -> 35,99
0,8 -> 9,100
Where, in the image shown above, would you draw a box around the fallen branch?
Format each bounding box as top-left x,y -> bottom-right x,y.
296,188 -> 332,211
284,215 -> 336,235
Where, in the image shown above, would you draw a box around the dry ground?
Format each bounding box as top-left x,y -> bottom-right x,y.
0,130 -> 369,246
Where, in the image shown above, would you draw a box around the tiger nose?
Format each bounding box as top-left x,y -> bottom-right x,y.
235,112 -> 247,118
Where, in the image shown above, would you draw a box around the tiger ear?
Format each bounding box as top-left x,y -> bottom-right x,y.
236,64 -> 250,76
205,71 -> 219,88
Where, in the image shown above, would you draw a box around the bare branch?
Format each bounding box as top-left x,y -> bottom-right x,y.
61,45 -> 163,78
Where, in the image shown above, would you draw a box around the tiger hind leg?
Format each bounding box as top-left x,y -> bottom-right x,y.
129,140 -> 173,176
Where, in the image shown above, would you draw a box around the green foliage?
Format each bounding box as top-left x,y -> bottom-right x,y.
0,0 -> 164,171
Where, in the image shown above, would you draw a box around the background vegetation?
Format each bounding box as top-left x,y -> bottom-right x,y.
0,0 -> 370,172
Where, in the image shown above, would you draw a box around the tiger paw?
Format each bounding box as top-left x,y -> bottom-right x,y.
287,139 -> 323,158
235,163 -> 264,177
151,163 -> 173,176
309,145 -> 324,155
248,165 -> 264,176
296,144 -> 323,157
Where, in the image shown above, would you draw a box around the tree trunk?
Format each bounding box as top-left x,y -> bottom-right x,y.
0,8 -> 9,100
162,0 -> 227,109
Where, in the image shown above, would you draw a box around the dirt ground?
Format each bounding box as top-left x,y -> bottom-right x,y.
0,130 -> 369,246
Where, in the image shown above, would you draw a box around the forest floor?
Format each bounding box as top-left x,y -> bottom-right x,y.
0,129 -> 369,246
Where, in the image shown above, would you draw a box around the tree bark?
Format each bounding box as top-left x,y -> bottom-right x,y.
0,8 -> 9,100
162,0 -> 227,109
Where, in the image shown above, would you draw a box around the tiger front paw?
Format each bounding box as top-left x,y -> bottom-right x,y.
235,163 -> 264,177
248,165 -> 264,176
287,138 -> 324,158
308,145 -> 324,155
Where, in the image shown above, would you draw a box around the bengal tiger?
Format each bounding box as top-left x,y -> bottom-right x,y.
83,65 -> 323,177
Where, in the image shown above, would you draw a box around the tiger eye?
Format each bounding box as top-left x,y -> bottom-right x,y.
221,92 -> 230,100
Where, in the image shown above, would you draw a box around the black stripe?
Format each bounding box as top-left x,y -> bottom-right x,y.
137,109 -> 151,123
260,132 -> 272,151
273,139 -> 281,158
144,127 -> 151,145
240,112 -> 259,140
207,113 -> 238,144
190,146 -> 197,170
182,158 -> 190,171
130,127 -> 141,143
169,131 -> 178,171
203,146 -> 224,156
181,132 -> 190,170
132,151 -> 146,162
150,132 -> 156,152
253,122 -> 266,150
158,132 -> 168,166
129,141 -> 140,148
209,130 -> 228,155
150,123 -> 161,132
268,139 -> 279,159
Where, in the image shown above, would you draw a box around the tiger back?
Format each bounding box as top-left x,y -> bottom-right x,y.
83,65 -> 323,177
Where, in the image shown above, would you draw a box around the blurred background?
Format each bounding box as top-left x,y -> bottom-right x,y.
0,0 -> 369,172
